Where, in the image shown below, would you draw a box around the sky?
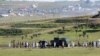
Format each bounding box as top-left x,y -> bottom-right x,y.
32,0 -> 99,2
6,0 -> 99,2
33,0 -> 66,2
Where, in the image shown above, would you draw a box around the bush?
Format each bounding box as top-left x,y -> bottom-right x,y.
12,23 -> 63,28
85,30 -> 100,33
0,29 -> 23,36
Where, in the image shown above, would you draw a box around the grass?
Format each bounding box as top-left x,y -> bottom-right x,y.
0,48 -> 100,56
0,31 -> 99,44
0,16 -> 99,56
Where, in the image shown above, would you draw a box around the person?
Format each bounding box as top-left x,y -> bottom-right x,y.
32,42 -> 35,48
42,40 -> 46,48
16,42 -> 20,48
97,40 -> 100,48
50,40 -> 54,48
62,41 -> 65,48
93,41 -> 97,48
19,42 -> 22,48
11,40 -> 16,48
45,41 -> 48,48
54,42 -> 56,48
47,41 -> 51,48
83,41 -> 88,47
88,41 -> 92,48
23,42 -> 26,48
39,41 -> 42,48
8,42 -> 11,48
71,41 -> 75,48
35,42 -> 39,48
68,41 -> 71,48
26,41 -> 29,48
77,41 -> 81,47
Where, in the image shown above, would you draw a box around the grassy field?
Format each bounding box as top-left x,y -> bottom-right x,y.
0,31 -> 99,45
0,17 -> 100,44
0,16 -> 99,56
0,48 -> 100,56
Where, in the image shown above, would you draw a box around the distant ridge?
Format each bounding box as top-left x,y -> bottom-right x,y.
1,0 -> 66,2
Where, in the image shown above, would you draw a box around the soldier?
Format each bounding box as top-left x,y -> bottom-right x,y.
50,40 -> 54,48
42,40 -> 46,48
11,40 -> 16,48
88,41 -> 92,48
16,42 -> 20,48
39,41 -> 42,48
47,41 -> 51,48
19,42 -> 22,48
77,41 -> 81,47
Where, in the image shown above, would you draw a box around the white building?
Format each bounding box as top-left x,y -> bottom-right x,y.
0,14 -> 9,17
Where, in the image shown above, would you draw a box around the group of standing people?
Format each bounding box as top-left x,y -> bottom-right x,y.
8,38 -> 100,48
82,41 -> 100,48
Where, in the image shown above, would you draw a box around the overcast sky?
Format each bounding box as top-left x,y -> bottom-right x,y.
33,0 -> 99,2
6,0 -> 99,2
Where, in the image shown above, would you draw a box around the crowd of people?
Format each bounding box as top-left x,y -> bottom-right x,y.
8,38 -> 100,48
